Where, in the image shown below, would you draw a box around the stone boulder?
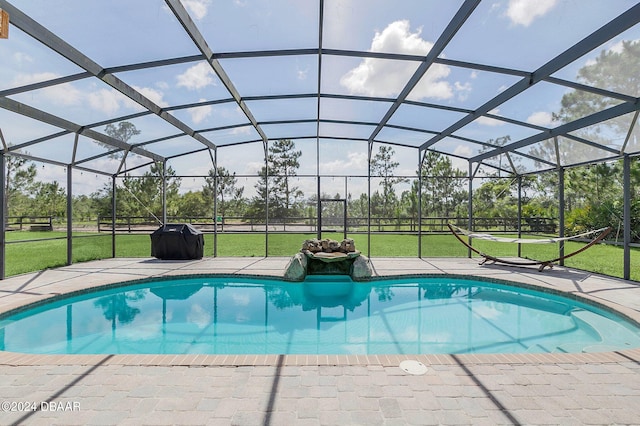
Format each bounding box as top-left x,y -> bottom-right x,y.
340,238 -> 356,253
301,238 -> 322,253
293,237 -> 369,280
284,252 -> 308,281
301,238 -> 357,254
351,255 -> 373,280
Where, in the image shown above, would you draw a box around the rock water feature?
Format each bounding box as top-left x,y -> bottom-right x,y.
284,238 -> 373,281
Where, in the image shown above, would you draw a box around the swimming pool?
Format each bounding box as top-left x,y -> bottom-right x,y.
1,275 -> 639,355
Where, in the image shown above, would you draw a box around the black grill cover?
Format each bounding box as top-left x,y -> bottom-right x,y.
151,223 -> 204,260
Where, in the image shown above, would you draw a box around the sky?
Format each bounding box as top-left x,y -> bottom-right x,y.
1,0 -> 639,196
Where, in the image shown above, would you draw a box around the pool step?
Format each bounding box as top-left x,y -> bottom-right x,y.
559,310 -> 640,352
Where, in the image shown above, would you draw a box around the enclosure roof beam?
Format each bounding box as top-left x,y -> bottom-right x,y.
0,97 -> 164,162
472,100 -> 639,162
420,2 -> 640,152
8,110 -> 155,154
165,0 -> 268,145
544,76 -> 638,103
3,49 -> 634,111
0,72 -> 91,97
564,134 -> 621,155
73,149 -> 121,167
0,0 -> 216,152
316,0 -> 325,150
7,130 -> 72,152
8,87 -> 546,157
104,54 -> 205,74
517,154 -> 624,177
446,133 -> 557,168
4,150 -> 114,177
366,0 -> 481,144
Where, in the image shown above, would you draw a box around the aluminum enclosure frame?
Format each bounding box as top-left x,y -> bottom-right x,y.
0,1 -> 639,280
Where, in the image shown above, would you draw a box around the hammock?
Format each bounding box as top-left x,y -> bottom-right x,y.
450,225 -> 611,244
447,224 -> 612,271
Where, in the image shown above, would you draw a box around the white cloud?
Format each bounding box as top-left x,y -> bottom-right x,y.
244,161 -> 264,175
87,89 -> 123,115
188,100 -> 212,124
411,67 -> 453,100
187,304 -> 211,329
449,145 -> 471,171
231,126 -> 252,135
505,0 -> 557,27
609,40 -> 626,54
12,72 -> 83,106
11,72 -> 170,116
177,62 -> 216,90
181,0 -> 211,20
54,88 -> 84,107
89,85 -> 168,115
454,81 -> 472,101
340,20 -> 452,100
13,52 -> 33,65
134,85 -> 169,108
232,292 -> 251,306
584,58 -> 598,67
297,66 -> 309,80
608,38 -> 640,54
320,151 -> 368,174
526,111 -> 554,127
473,305 -> 502,319
476,109 -> 504,126
12,72 -> 57,87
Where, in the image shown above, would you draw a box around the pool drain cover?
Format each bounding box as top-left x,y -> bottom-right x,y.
399,360 -> 428,375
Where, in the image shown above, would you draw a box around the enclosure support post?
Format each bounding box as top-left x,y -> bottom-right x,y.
558,168 -> 565,265
367,142 -> 372,257
623,154 -> 631,280
316,138 -> 321,239
0,152 -> 5,280
212,148 -> 218,257
343,197 -> 347,240
467,161 -> 473,258
264,140 -> 269,257
66,165 -> 72,266
417,149 -> 423,258
315,177 -> 321,238
344,176 -> 348,239
517,175 -> 522,258
111,175 -> 116,258
318,195 -> 323,239
161,161 -> 167,225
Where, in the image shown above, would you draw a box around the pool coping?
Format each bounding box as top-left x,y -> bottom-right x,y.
1,257 -> 639,367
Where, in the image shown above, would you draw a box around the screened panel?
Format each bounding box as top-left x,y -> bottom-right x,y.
1,0 -> 639,281
169,102 -> 251,130
114,61 -> 230,108
8,78 -> 139,125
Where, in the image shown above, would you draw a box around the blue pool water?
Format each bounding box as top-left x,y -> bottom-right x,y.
1,276 -> 639,355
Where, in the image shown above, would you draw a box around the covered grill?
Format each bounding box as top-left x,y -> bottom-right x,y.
150,224 -> 204,260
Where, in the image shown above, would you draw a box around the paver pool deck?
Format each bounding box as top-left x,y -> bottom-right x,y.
0,257 -> 639,425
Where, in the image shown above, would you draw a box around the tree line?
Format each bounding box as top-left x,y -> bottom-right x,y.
5,135 -> 639,240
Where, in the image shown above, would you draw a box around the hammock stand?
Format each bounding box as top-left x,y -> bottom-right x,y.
447,224 -> 612,271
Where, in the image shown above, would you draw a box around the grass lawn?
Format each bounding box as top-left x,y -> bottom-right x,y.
3,230 -> 639,281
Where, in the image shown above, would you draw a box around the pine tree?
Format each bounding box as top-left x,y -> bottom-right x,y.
248,139 -> 302,220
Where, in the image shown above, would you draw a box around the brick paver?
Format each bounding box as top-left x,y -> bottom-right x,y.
2,360 -> 640,425
0,361 -> 640,425
0,257 -> 639,424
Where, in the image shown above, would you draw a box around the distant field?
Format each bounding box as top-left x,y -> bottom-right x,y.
4,230 -> 639,281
